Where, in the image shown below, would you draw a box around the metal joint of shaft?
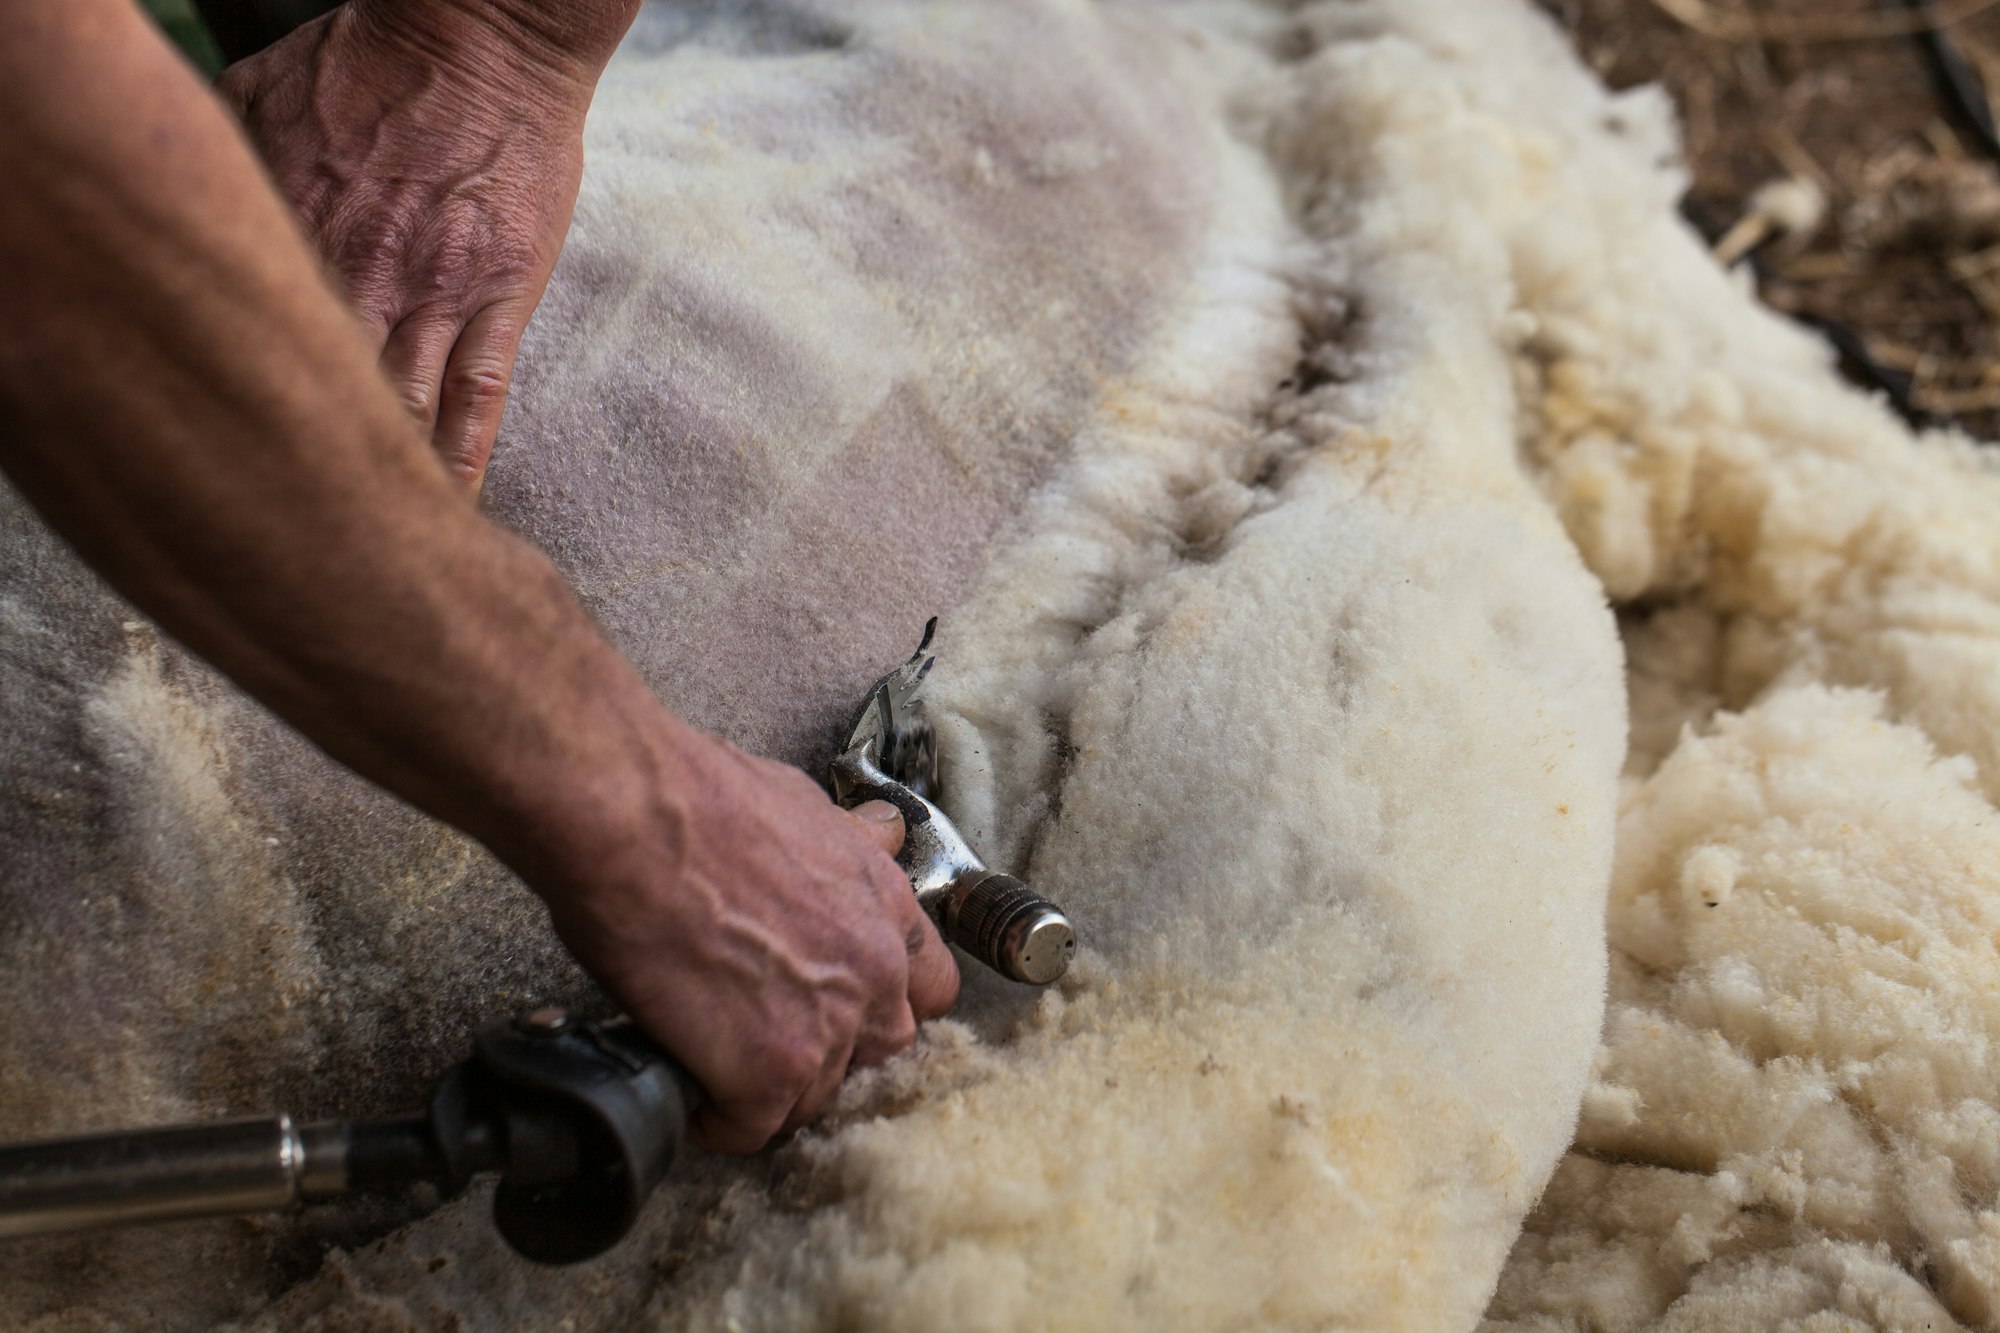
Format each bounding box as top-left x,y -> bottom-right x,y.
0,1115 -> 352,1241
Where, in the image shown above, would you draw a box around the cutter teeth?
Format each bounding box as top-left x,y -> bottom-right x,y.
839,622 -> 943,762
885,642 -> 937,716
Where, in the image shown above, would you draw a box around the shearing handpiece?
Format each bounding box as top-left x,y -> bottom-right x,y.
0,621 -> 1075,1261
828,620 -> 1077,986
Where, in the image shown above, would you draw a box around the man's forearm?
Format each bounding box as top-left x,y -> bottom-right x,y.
0,0 -> 673,876
0,0 -> 960,1152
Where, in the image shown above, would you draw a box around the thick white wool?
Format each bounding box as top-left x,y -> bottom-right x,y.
6,0 -> 1999,1330
219,3 -> 1627,1327
1338,0 -> 2000,1321
1,1 -> 1247,1324
1489,690 -> 2000,1331
233,6 -> 1624,1328
1453,7 -> 2000,1331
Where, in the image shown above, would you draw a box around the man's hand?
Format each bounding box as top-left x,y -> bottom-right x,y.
218,0 -> 627,485
0,0 -> 949,1155
543,737 -> 961,1153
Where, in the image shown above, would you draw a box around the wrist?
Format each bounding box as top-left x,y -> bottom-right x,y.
465,634 -> 702,906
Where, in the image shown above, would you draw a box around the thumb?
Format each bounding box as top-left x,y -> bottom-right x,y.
849,799 -> 905,858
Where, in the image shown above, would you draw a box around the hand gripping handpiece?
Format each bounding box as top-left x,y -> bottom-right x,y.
0,622 -> 1075,1261
828,621 -> 1077,986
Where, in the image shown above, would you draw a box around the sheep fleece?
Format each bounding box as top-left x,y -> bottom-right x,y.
0,1 -> 1994,1330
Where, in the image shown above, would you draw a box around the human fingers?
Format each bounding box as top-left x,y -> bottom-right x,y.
687,1036 -> 825,1155
779,1036 -> 859,1136
905,913 -> 960,1021
839,804 -> 957,1025
848,799 -> 905,858
850,984 -> 919,1071
380,311 -> 458,429
433,299 -> 528,488
690,1097 -> 787,1156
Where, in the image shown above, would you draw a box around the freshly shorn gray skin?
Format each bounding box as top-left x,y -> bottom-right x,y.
0,1 -> 1215,1322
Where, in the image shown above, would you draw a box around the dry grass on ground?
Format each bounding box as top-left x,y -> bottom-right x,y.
1545,0 -> 2000,439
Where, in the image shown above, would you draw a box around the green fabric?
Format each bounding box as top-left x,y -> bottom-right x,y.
139,0 -> 224,75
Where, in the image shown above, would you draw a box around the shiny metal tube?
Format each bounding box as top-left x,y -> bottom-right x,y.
948,872 -> 1077,986
0,1115 -> 348,1239
829,621 -> 1078,986
830,748 -> 1076,984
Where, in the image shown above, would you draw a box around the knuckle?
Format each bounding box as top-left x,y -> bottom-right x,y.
324,202 -> 417,275
399,381 -> 437,420
873,872 -> 920,923
857,1009 -> 917,1067
440,442 -> 493,488
762,1038 -> 825,1094
433,213 -> 484,265
727,1105 -> 788,1152
857,930 -> 910,990
915,963 -> 961,1019
874,856 -> 916,898
792,1072 -> 840,1122
448,357 -> 513,409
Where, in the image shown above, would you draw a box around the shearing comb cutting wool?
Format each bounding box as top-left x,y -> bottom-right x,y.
1,0 -> 1998,1329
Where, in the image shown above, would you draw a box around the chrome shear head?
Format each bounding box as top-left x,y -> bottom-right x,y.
831,619 -> 1077,986
841,617 -> 940,801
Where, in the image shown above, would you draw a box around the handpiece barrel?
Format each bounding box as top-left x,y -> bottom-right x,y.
0,1115 -> 352,1240
947,872 -> 1077,985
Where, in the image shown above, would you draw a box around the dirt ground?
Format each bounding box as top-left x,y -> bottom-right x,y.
1543,0 -> 2000,440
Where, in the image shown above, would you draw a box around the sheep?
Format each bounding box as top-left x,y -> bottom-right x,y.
8,1 -> 1997,1330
